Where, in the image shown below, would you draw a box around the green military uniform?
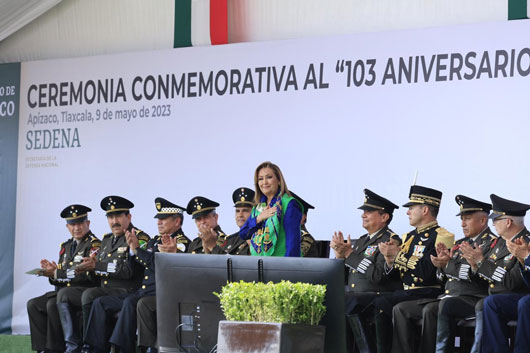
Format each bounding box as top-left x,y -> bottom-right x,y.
54,231 -> 101,288
290,191 -> 320,258
186,196 -> 229,254
224,232 -> 251,255
300,226 -> 318,257
56,196 -> 149,353
187,226 -> 229,254
342,189 -> 401,353
28,204 -> 98,353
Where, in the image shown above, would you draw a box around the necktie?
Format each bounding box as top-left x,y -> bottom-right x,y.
70,241 -> 77,257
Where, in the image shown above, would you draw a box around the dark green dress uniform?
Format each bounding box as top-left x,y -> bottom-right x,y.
301,226 -> 319,257
476,229 -> 530,294
224,232 -> 251,255
346,226 -> 403,299
373,185 -> 454,353
91,198 -> 191,353
57,196 -> 149,353
186,196 -> 229,254
343,189 -> 401,353
135,228 -> 190,351
28,204 -> 98,353
393,195 -> 496,353
223,187 -> 255,255
290,192 -> 319,257
28,231 -> 100,353
187,226 -> 229,254
475,194 -> 530,353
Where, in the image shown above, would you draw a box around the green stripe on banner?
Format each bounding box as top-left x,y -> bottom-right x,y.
0,62 -> 21,334
508,0 -> 528,19
174,0 -> 192,47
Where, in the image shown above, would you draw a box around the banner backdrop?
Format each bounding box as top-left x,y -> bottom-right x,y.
0,62 -> 20,334
9,20 -> 530,333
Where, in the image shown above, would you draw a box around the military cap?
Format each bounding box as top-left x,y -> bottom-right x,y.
100,195 -> 134,215
232,187 -> 255,208
403,185 -> 442,208
489,194 -> 530,220
186,196 -> 219,219
60,204 -> 91,224
154,197 -> 186,219
455,195 -> 492,216
290,191 -> 314,215
358,189 -> 399,214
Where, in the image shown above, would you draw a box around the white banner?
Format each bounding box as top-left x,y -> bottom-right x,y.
12,20 -> 530,333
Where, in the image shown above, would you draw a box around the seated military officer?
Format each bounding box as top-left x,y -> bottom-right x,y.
477,195 -> 530,353
375,185 -> 454,353
136,198 -> 190,353
186,196 -> 228,254
391,195 -> 495,353
56,196 -> 149,353
290,192 -> 319,257
330,189 -> 401,353
28,205 -> 99,353
86,198 -> 189,353
223,187 -> 255,255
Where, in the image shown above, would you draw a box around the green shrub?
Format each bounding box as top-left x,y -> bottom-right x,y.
214,280 -> 326,325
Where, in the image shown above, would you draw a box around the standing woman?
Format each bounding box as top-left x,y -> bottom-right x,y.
239,161 -> 302,257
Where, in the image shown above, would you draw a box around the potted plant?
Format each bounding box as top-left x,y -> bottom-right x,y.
214,280 -> 327,353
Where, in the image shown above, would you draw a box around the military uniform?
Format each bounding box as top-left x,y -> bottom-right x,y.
290,192 -> 320,258
186,196 -> 230,254
187,226 -> 229,254
372,185 -> 454,353
341,189 -> 401,353
28,204 -> 99,353
28,230 -> 100,352
393,195 -> 495,353
301,226 -> 318,257
478,194 -> 530,353
57,196 -> 149,353
135,228 -> 191,350
88,198 -> 190,353
224,232 -> 251,255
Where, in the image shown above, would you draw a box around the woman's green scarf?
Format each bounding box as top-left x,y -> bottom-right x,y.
250,195 -> 282,256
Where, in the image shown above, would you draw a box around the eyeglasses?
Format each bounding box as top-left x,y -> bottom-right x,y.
493,217 -> 509,223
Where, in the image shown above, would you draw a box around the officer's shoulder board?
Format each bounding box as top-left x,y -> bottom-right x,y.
135,230 -> 150,242
59,240 -> 69,255
176,234 -> 189,243
102,232 -> 113,239
90,235 -> 101,248
301,232 -> 315,244
435,227 -> 455,248
481,232 -> 497,240
387,230 -> 401,243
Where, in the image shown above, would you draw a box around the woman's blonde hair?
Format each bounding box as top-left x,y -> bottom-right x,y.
253,161 -> 290,204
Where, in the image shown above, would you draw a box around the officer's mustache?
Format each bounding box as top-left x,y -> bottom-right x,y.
112,223 -> 122,228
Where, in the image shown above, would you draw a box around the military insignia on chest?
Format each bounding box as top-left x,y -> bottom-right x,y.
489,253 -> 497,261
118,247 -> 127,253
364,245 -> 378,257
505,254 -> 515,262
412,245 -> 425,258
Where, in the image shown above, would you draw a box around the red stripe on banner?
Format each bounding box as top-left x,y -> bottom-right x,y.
209,0 -> 228,45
